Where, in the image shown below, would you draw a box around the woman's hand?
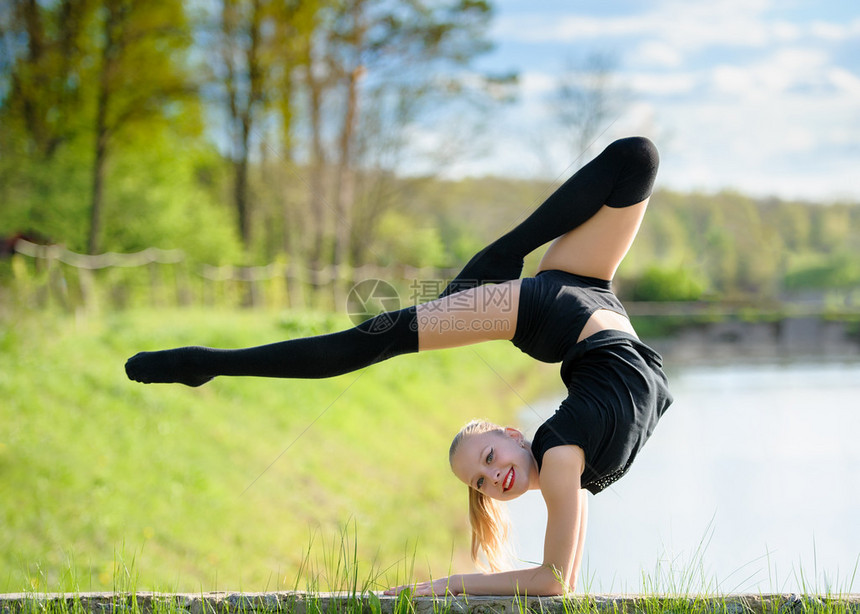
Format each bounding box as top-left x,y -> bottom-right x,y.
384,575 -> 462,597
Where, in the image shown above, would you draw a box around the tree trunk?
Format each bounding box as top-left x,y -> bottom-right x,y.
222,0 -> 262,251
330,0 -> 366,281
87,3 -> 117,255
234,148 -> 250,246
88,124 -> 108,255
332,66 -> 359,272
305,63 -> 327,287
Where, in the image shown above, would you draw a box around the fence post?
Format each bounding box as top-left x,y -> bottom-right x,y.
77,266 -> 97,316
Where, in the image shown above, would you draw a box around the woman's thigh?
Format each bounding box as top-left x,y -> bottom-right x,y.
416,280 -> 520,351
537,199 -> 649,281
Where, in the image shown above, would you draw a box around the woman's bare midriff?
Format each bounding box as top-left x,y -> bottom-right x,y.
577,308 -> 638,343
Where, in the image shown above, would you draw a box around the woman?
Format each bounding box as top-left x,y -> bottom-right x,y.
126,136 -> 672,597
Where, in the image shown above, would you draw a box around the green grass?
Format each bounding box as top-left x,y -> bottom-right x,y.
0,307 -> 558,593
6,548 -> 859,614
5,515 -> 858,613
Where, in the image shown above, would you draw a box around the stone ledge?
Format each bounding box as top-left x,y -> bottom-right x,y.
1,592 -> 859,614
0,591 -> 860,614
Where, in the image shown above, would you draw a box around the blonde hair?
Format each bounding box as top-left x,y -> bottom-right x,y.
449,419 -> 512,572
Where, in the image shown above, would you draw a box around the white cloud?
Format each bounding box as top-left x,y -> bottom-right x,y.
629,45 -> 837,103
493,13 -> 643,43
518,72 -> 556,99
495,0 -> 782,51
633,41 -> 684,68
808,18 -> 860,41
828,67 -> 860,96
809,20 -> 847,41
472,0 -> 860,199
494,0 -> 860,56
770,21 -> 802,42
643,83 -> 860,199
629,72 -> 699,96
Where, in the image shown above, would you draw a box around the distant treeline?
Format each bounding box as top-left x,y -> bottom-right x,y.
619,188 -> 860,302
392,179 -> 860,304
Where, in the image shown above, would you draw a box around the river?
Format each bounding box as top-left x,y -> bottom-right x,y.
507,359 -> 860,594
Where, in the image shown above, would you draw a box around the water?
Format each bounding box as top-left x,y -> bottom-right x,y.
507,360 -> 860,594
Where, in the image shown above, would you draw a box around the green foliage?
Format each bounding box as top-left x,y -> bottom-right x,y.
375,210 -> 447,268
100,134 -> 242,263
784,252 -> 860,290
0,133 -> 92,245
0,126 -> 241,263
620,189 -> 860,301
629,265 -> 706,302
0,0 -> 237,261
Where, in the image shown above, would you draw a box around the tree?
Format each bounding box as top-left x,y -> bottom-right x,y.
208,0 -> 319,251
552,51 -> 627,161
0,0 -> 93,160
217,0 -> 265,250
1,0 -> 95,247
305,0 -> 500,277
87,0 -> 196,254
300,38 -> 332,284
0,0 -> 198,254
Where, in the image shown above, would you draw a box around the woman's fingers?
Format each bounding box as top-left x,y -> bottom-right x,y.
384,578 -> 454,597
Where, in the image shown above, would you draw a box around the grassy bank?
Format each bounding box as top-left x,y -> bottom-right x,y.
0,308 -> 558,593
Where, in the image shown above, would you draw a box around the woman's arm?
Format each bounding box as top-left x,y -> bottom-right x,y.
387,445 -> 586,597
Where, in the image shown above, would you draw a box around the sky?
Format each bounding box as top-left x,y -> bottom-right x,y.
440,0 -> 860,201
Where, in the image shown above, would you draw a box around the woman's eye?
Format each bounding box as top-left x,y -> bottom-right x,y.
486,450 -> 494,464
476,477 -> 484,490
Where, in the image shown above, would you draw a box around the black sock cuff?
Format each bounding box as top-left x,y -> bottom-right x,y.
604,136 -> 660,207
356,305 -> 419,361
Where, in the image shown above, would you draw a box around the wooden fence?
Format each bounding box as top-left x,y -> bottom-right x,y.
4,239 -> 860,325
1,239 -> 456,315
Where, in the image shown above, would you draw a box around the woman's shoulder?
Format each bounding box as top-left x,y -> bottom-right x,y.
538,444 -> 585,500
541,444 -> 586,469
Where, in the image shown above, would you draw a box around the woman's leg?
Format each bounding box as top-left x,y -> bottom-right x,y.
440,137 -> 659,297
417,281 -> 520,351
125,305 -> 420,386
536,187 -> 650,344
539,200 -> 650,345
125,282 -> 521,386
536,199 -> 649,281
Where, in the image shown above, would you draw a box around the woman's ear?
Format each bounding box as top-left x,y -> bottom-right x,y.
504,427 -> 524,445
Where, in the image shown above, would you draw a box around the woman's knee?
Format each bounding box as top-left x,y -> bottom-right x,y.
607,136 -> 659,169
604,136 -> 659,207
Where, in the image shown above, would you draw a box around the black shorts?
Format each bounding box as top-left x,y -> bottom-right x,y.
511,269 -> 627,365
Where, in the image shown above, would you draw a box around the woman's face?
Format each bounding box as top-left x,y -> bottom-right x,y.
450,428 -> 537,501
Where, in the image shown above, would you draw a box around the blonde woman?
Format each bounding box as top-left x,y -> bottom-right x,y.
126,136 -> 672,596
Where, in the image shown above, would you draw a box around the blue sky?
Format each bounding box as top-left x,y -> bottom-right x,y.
434,0 -> 860,201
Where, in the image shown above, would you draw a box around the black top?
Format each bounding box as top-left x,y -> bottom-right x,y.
512,270 -> 673,494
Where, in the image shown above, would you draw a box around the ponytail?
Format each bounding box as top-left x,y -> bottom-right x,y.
450,419 -> 513,571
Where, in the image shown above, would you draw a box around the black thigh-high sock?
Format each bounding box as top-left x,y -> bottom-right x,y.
439,136 -> 659,297
125,307 -> 419,387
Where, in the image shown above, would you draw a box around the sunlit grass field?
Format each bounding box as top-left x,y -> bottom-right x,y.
0,307 -> 558,593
